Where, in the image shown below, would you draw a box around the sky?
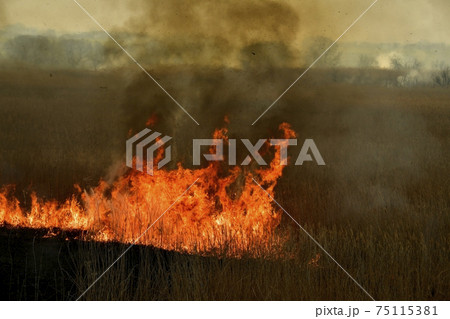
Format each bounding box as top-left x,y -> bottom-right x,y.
1,0 -> 449,44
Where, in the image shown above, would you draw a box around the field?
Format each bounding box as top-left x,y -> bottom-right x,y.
0,67 -> 448,300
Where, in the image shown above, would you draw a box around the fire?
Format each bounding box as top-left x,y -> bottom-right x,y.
0,123 -> 296,258
145,113 -> 158,127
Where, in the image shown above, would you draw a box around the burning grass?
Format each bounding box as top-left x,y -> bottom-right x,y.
0,123 -> 298,258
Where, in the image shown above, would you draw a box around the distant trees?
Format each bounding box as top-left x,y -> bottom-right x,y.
239,37 -> 341,69
3,35 -> 106,70
358,54 -> 376,68
303,36 -> 341,68
432,63 -> 450,87
389,55 -> 421,70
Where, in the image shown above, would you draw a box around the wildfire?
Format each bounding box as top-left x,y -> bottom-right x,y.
0,123 -> 296,258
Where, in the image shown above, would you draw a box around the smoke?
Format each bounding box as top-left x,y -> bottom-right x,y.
104,0 -> 322,69
115,0 -> 324,166
116,1 -> 444,173
132,0 -> 300,42
0,1 -> 5,27
119,67 -> 303,168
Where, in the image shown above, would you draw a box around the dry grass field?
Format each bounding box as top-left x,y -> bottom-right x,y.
0,67 -> 448,300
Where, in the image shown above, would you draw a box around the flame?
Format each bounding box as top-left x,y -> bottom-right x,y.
145,113 -> 158,127
0,123 -> 295,258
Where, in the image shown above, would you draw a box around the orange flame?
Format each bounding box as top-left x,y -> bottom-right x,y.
145,113 -> 158,127
0,123 -> 295,257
